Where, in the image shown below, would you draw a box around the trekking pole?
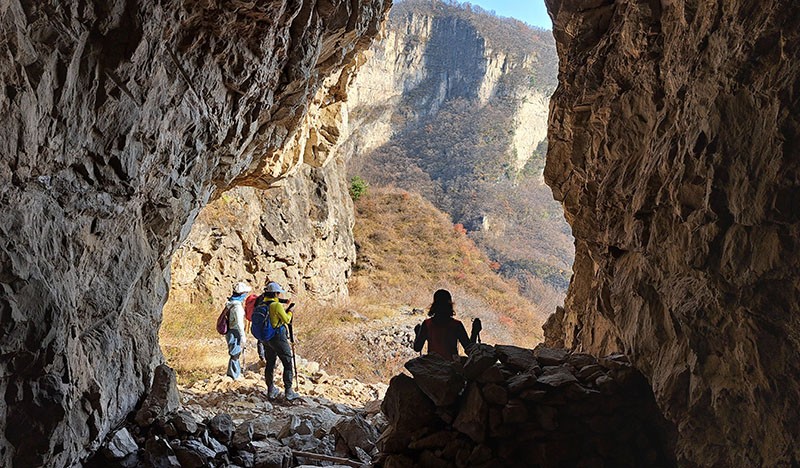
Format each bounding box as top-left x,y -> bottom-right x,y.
287,303 -> 299,390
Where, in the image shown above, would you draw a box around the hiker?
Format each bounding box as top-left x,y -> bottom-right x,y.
243,289 -> 260,360
225,281 -> 251,379
413,289 -> 482,360
255,281 -> 300,401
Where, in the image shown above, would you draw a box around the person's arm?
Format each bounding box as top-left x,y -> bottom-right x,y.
413,321 -> 427,353
469,318 -> 482,344
271,301 -> 293,327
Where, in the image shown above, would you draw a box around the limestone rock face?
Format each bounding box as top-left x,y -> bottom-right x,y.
169,158 -> 356,306
343,4 -> 554,177
0,0 -> 388,465
544,0 -> 800,464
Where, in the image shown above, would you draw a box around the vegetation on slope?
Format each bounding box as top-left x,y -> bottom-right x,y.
161,188 -> 549,384
393,0 -> 558,93
348,0 -> 572,309
299,188 -> 549,381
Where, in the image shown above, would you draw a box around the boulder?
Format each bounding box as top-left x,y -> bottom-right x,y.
495,345 -> 537,371
278,415 -> 301,439
463,344 -> 498,380
507,372 -> 539,394
379,374 -> 437,453
476,363 -> 506,383
537,366 -> 579,387
404,355 -> 465,406
251,439 -> 292,468
332,413 -> 380,456
170,410 -> 198,435
209,413 -> 235,444
233,422 -> 255,449
101,428 -> 139,460
135,365 -> 181,427
452,383 -> 488,443
173,439 -> 216,468
533,347 -> 569,366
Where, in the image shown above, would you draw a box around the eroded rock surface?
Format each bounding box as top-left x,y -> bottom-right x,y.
0,0 -> 388,465
544,0 -> 800,464
379,346 -> 676,467
169,159 -> 356,306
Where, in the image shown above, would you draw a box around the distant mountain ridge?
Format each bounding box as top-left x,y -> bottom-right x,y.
342,0 -> 572,308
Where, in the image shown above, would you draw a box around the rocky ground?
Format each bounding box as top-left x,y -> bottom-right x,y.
87,359 -> 390,468
88,342 -> 681,467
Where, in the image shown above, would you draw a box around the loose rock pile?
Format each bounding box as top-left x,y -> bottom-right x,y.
87,364 -> 387,467
378,345 -> 677,467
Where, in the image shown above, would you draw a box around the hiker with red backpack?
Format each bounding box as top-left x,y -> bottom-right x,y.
223,282 -> 252,379
413,289 -> 482,360
251,281 -> 300,401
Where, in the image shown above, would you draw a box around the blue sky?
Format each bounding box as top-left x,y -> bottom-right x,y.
466,0 -> 552,29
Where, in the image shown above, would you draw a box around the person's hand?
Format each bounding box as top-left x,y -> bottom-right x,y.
472,318 -> 482,332
414,323 -> 421,334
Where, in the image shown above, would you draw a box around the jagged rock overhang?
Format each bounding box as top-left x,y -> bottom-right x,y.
0,0 -> 390,465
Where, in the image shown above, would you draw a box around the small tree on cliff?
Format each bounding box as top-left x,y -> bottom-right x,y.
350,176 -> 369,201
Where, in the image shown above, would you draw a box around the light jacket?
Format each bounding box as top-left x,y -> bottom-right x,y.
226,293 -> 248,345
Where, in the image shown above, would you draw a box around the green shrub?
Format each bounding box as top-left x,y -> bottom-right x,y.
349,175 -> 369,201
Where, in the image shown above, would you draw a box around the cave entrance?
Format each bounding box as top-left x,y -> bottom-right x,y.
158,0 -> 573,388
160,176 -> 572,387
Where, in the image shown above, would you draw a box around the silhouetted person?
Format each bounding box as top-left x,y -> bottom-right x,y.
413,289 -> 481,360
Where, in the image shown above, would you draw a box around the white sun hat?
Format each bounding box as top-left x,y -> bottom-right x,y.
233,282 -> 252,294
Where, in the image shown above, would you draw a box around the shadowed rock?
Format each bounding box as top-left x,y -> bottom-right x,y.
135,365 -> 181,427
404,354 -> 466,406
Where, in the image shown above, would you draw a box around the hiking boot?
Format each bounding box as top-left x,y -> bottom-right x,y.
267,386 -> 280,400
285,389 -> 300,401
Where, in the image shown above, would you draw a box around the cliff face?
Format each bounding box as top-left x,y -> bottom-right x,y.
0,0 -> 388,465
544,0 -> 800,464
342,1 -> 572,305
344,3 -> 556,171
169,159 -> 356,307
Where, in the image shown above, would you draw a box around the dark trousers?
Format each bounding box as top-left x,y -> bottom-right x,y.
264,326 -> 294,389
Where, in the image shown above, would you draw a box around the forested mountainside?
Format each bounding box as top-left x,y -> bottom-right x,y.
342,0 -> 572,308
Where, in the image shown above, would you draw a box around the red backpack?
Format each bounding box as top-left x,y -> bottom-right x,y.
216,306 -> 229,334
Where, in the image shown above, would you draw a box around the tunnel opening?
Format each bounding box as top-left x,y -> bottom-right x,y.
152,1 -> 679,467
4,0 -> 798,466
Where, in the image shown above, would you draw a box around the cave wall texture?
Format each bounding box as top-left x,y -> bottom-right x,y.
544,0 -> 800,465
0,0 -> 388,465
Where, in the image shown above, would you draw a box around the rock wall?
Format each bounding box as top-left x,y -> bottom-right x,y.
379,346 -> 676,467
342,3 -> 555,173
0,0 -> 388,465
169,158 -> 356,307
544,0 -> 800,464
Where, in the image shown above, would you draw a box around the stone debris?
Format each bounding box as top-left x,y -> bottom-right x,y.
88,358 -> 385,467
100,428 -> 138,460
134,365 -> 181,427
379,345 -> 678,467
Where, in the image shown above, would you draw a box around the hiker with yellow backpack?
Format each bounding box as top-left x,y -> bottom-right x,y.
251,281 -> 300,401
